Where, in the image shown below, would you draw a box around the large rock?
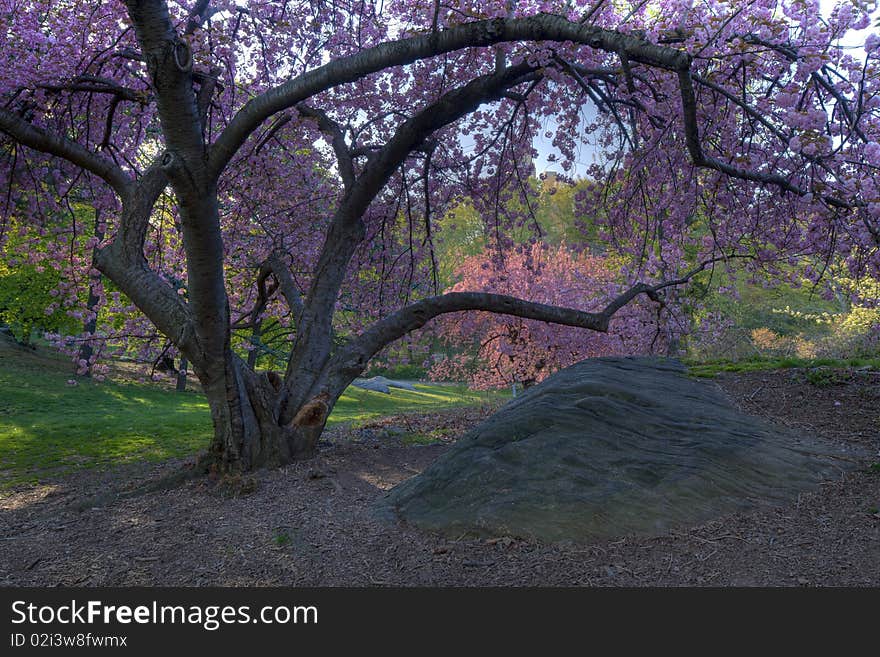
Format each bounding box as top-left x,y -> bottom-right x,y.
351,376 -> 418,394
377,357 -> 860,542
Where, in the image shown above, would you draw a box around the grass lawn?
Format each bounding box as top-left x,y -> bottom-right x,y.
686,355 -> 880,377
0,340 -> 503,488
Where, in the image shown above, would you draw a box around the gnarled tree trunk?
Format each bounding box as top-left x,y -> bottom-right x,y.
199,353 -> 332,472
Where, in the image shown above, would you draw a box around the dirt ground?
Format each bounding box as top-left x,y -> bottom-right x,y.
1,370 -> 878,587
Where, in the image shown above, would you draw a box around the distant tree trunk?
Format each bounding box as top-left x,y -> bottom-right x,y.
176,357 -> 188,392
77,288 -> 100,374
665,290 -> 681,358
77,210 -> 105,376
406,335 -> 415,367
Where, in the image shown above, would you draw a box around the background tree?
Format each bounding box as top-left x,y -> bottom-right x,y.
430,242 -> 671,388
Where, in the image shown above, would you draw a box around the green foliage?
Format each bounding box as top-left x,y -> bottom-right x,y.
272,529 -> 292,546
434,176 -> 604,291
0,261 -> 77,344
400,429 -> 446,446
710,276 -> 839,335
531,176 -> 603,247
435,199 -> 487,289
231,317 -> 293,370
831,305 -> 880,356
802,368 -> 846,387
687,259 -> 880,362
0,204 -> 117,350
687,355 -> 880,378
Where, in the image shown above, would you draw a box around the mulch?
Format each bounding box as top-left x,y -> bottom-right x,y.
1,369 -> 878,586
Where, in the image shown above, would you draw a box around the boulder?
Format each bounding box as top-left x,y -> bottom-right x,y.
377,357 -> 859,542
352,376 -> 418,394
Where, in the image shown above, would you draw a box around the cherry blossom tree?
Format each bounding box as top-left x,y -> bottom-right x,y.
0,0 -> 878,471
429,243 -> 673,388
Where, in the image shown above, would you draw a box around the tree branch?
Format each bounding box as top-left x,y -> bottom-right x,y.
208,13 -> 691,177
0,108 -> 132,198
326,255 -> 745,393
692,72 -> 788,143
296,104 -> 355,189
340,62 -> 540,225
184,0 -> 215,36
123,0 -> 206,184
113,163 -> 168,261
739,34 -> 868,142
278,63 -> 544,418
93,162 -> 200,363
196,67 -> 223,135
328,292 -> 609,385
37,75 -> 146,103
676,70 -> 854,209
263,251 -> 305,321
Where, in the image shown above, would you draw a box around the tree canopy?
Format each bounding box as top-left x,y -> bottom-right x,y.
0,0 -> 878,470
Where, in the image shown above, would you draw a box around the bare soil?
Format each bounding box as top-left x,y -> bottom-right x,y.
1,370 -> 878,587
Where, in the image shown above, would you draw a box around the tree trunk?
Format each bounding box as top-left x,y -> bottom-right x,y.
201,354 -> 329,472
176,357 -> 188,392
77,210 -> 105,376
77,285 -> 100,375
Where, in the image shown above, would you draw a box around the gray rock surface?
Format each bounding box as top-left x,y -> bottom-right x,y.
378,357 -> 859,542
351,376 -> 418,394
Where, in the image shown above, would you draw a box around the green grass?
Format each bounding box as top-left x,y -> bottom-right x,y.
0,341 -> 504,489
331,383 -> 498,424
272,529 -> 292,547
400,429 -> 448,446
686,355 -> 880,378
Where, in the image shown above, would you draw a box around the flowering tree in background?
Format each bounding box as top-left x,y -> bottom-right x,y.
0,0 -> 878,471
430,243 -> 672,388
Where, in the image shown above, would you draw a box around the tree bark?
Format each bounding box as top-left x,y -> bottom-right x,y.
200,353 -> 327,471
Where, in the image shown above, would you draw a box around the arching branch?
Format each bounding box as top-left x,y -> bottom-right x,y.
208,13 -> 691,177
93,162 -> 201,363
0,108 -> 132,199
676,70 -> 855,210
328,292 -> 609,388
326,254 -> 745,394
340,62 -> 541,225
279,62 -> 546,416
